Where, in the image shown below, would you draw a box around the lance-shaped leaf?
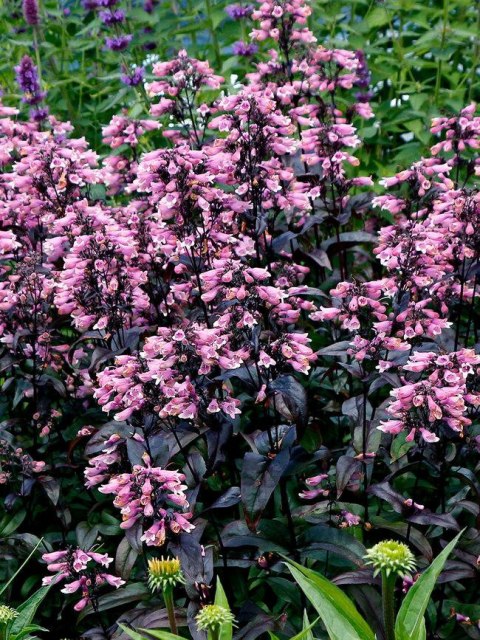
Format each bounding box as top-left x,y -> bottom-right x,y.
285,558 -> 376,640
395,530 -> 464,640
241,427 -> 295,532
214,577 -> 233,640
10,584 -> 51,635
119,623 -> 183,640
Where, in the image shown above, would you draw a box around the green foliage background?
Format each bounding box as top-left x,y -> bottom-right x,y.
1,0 -> 479,168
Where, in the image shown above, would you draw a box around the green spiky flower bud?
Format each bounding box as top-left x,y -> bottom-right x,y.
147,556 -> 185,592
0,604 -> 18,625
195,604 -> 236,632
364,540 -> 416,578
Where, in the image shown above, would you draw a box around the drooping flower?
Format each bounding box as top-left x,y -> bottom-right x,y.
97,454 -> 194,546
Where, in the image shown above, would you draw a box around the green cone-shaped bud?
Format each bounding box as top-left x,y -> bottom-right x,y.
364,540 -> 416,577
0,604 -> 18,625
147,556 -> 185,592
195,604 -> 236,632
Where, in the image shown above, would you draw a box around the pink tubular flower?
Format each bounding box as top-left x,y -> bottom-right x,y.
42,547 -> 124,610
378,349 -> 480,442
97,453 -> 194,546
299,473 -> 329,500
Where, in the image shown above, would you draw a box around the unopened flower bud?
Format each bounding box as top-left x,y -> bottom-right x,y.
364,540 -> 416,578
195,604 -> 236,632
147,556 -> 184,592
0,604 -> 18,624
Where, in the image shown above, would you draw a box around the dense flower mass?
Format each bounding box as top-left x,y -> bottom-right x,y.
0,0 -> 479,637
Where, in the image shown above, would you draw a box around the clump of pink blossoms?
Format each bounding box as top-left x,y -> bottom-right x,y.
378,349 -> 480,443
98,453 -> 194,546
42,547 -> 125,611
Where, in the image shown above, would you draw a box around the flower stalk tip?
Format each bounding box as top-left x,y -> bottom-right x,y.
195,604 -> 236,635
147,556 -> 184,592
364,539 -> 416,578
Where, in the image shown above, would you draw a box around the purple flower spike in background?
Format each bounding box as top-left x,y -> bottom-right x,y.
98,0 -> 120,7
225,3 -> 254,19
22,0 -> 39,25
99,9 -> 125,25
354,50 -> 371,89
30,105 -> 49,121
15,55 -> 45,104
82,0 -> 101,10
232,40 -> 258,56
120,65 -> 144,86
14,55 -> 48,121
105,34 -> 132,51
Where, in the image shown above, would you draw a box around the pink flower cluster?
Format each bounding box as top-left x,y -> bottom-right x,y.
98,453 -> 194,546
379,349 -> 480,443
102,114 -> 160,148
42,547 -> 125,611
313,104 -> 480,443
251,0 -> 314,44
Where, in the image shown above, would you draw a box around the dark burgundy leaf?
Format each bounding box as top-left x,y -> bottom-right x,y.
269,376 -> 307,427
241,445 -> 292,531
336,455 -> 363,497
206,486 -> 241,510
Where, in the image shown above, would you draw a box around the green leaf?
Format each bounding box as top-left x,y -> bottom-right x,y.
395,530 -> 464,640
138,629 -> 185,640
11,585 -> 51,634
10,623 -> 48,640
365,6 -> 390,28
0,537 -> 43,598
285,559 -> 375,640
214,577 -> 233,640
0,510 -> 26,537
120,623 -> 185,640
118,624 -> 149,640
288,612 -> 319,640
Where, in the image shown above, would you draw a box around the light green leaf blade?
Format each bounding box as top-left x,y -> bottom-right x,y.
138,629 -> 185,640
117,623 -> 148,640
119,623 -> 184,640
214,577 -> 233,640
286,560 -> 375,640
395,530 -> 464,640
290,612 -> 320,640
11,585 -> 51,634
0,538 -> 44,598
